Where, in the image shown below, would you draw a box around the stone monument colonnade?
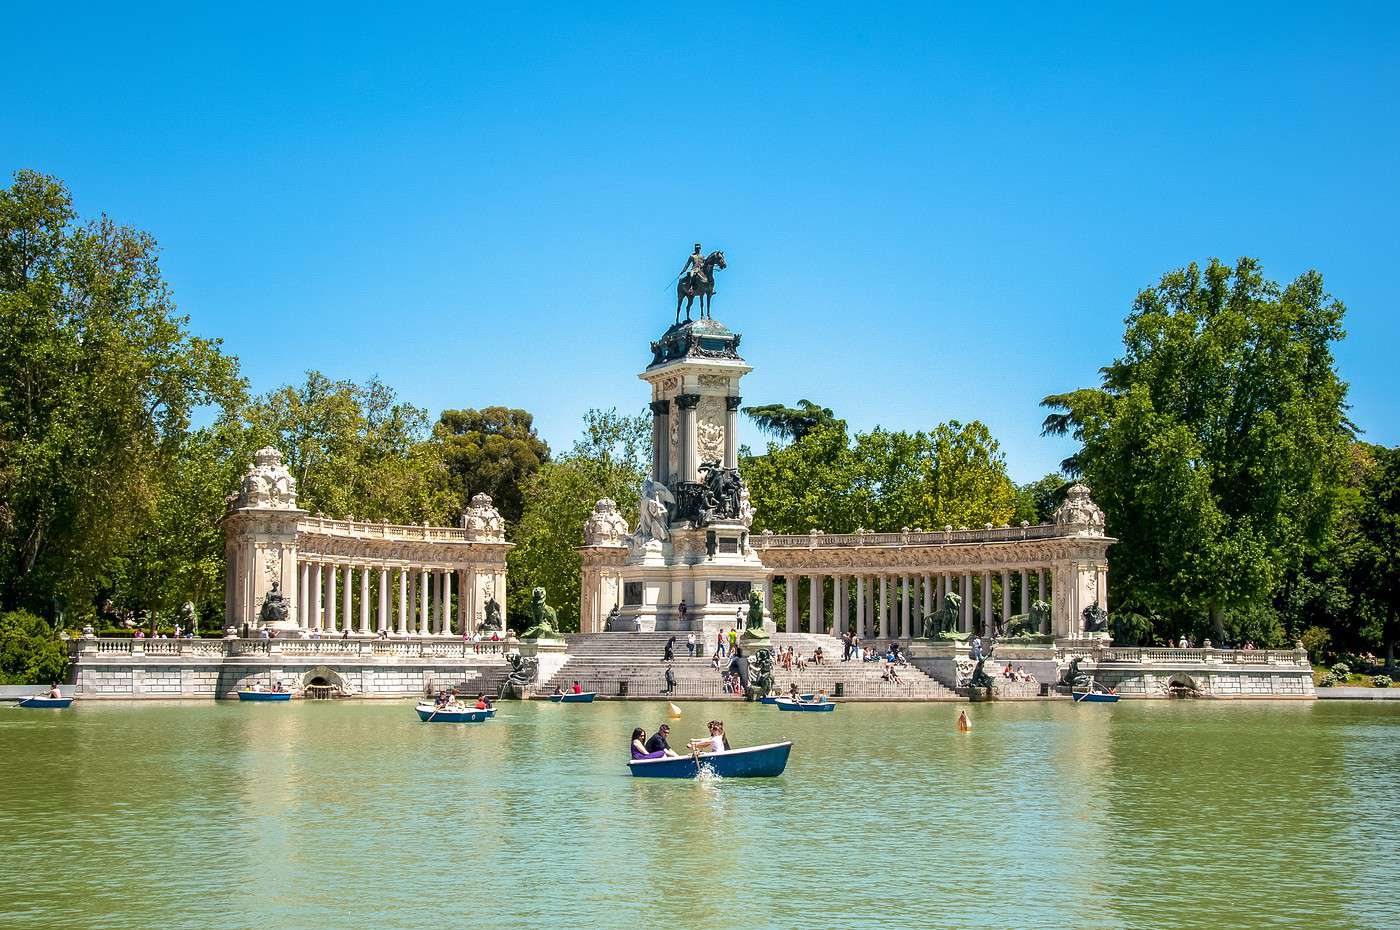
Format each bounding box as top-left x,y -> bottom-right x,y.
221,448 -> 512,637
750,485 -> 1114,640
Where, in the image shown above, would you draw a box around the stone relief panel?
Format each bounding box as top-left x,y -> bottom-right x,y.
696,396 -> 725,463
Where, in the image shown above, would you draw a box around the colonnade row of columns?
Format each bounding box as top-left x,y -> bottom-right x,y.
772,568 -> 1054,639
293,562 -> 472,636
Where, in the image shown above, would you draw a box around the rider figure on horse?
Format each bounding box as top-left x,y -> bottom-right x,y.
679,243 -> 708,293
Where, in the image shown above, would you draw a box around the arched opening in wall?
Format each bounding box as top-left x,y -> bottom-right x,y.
301,666 -> 347,699
1166,673 -> 1204,699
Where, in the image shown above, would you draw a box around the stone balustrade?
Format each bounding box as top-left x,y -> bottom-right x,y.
73,637 -> 512,660
297,516 -> 474,543
752,523 -> 1066,549
1057,645 -> 1310,668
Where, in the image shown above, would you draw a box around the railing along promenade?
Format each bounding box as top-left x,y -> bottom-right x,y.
751,524 -> 1065,548
76,637 -> 509,658
1054,643 -> 1310,668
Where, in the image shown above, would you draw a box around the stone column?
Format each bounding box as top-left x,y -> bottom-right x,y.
960,572 -> 972,633
982,571 -> 992,635
419,569 -> 430,635
457,569 -> 469,636
342,564 -> 354,634
809,574 -> 822,634
675,393 -> 700,483
763,576 -> 775,624
900,576 -> 911,638
310,563 -> 323,631
785,574 -> 799,633
828,577 -> 840,635
851,574 -> 862,638
725,396 -> 742,470
922,574 -> 932,630
439,570 -> 450,635
295,562 -> 307,630
877,575 -> 887,639
359,566 -> 371,634
325,563 -> 338,633
1038,569 -> 1048,633
649,399 -> 670,483
378,567 -> 389,633
397,569 -> 409,635
1020,568 -> 1030,615
1000,570 -> 1010,629
407,570 -> 417,635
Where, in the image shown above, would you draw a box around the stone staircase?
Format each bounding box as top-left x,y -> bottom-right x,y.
540,632 -> 959,701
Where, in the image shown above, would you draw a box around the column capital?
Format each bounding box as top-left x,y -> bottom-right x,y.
649,399 -> 670,415
725,395 -> 743,411
674,393 -> 701,410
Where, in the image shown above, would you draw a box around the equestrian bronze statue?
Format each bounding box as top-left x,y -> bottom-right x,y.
676,243 -> 726,323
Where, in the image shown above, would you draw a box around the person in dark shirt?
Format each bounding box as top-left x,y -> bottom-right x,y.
644,723 -> 678,756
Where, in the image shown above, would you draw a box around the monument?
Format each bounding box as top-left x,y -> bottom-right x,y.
582,244 -> 773,636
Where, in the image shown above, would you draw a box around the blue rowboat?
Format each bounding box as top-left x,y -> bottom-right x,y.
1073,691 -> 1120,703
17,696 -> 73,709
415,702 -> 492,723
760,694 -> 814,705
237,690 -> 291,702
628,741 -> 792,778
548,692 -> 597,703
775,698 -> 835,712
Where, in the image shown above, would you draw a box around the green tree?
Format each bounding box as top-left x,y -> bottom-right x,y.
1042,257 -> 1352,641
1014,473 -> 1069,525
243,371 -> 454,524
0,610 -> 69,684
743,399 -> 843,443
436,407 -> 549,526
102,419 -> 251,630
743,420 -> 1017,533
0,170 -> 244,617
1353,445 -> 1400,668
508,409 -> 649,628
741,424 -> 858,533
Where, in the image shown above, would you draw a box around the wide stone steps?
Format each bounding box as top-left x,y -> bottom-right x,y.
543,633 -> 958,701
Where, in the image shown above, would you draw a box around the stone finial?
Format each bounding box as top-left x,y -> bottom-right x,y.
461,492 -> 506,541
1053,483 -> 1107,536
229,447 -> 298,511
583,498 -> 631,546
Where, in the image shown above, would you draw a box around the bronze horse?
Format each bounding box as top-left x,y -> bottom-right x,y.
676,250 -> 726,323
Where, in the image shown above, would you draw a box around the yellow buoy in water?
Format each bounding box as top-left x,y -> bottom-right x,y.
956,710 -> 972,732
668,702 -> 682,719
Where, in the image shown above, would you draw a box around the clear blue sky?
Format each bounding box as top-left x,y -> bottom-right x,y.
5,2 -> 1397,481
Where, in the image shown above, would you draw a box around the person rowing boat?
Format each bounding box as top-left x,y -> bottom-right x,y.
687,719 -> 731,756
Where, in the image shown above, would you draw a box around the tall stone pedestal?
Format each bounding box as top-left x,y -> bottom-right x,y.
619,522 -> 773,637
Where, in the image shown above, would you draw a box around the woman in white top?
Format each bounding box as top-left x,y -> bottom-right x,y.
691,720 -> 729,754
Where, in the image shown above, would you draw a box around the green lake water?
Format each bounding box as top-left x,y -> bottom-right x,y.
2,699 -> 1398,930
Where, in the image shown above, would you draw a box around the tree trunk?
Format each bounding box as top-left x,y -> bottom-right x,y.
1209,601 -> 1225,644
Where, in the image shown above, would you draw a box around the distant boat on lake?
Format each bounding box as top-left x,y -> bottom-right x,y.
237,690 -> 291,702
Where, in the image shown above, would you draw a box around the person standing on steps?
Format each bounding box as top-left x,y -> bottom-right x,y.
686,631 -> 696,657
663,664 -> 677,695
663,635 -> 676,662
